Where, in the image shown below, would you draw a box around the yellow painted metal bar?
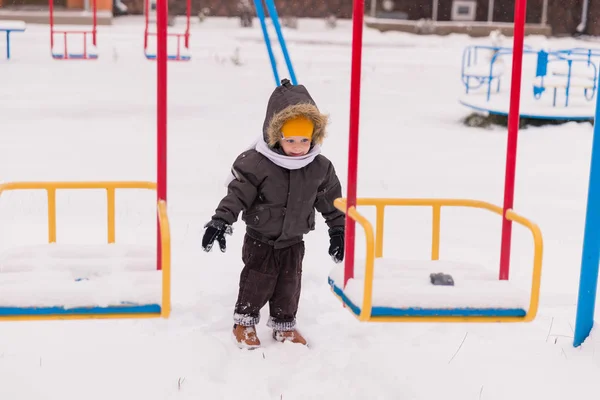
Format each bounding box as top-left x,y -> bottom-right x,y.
344,205 -> 376,322
107,188 -> 116,244
158,200 -> 171,318
506,209 -> 544,322
352,197 -> 504,215
0,181 -> 156,244
431,205 -> 441,260
375,204 -> 385,258
0,181 -> 157,191
334,198 -> 376,321
47,188 -> 57,243
332,197 -> 544,323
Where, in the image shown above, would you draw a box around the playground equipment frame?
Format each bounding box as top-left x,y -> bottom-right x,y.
346,0 -> 599,346
0,181 -> 171,321
253,0 -> 297,86
331,197 -> 542,322
344,0 -> 527,287
336,0 -> 544,320
49,0 -> 98,60
144,0 -> 191,61
574,62 -> 600,347
0,0 -> 170,321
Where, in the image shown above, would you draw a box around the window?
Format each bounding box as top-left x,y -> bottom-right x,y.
451,0 -> 477,21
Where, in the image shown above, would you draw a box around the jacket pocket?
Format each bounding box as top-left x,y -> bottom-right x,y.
243,208 -> 271,228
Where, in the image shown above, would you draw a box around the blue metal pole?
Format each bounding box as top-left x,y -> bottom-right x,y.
6,32 -> 11,60
573,70 -> 600,347
253,0 -> 280,86
263,0 -> 297,85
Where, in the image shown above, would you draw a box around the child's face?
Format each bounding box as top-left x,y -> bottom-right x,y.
280,136 -> 311,157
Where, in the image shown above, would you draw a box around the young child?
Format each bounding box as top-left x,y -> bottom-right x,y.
202,78 -> 345,349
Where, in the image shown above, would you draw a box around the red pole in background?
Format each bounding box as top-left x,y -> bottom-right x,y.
156,0 -> 168,270
144,0 -> 150,51
92,0 -> 97,46
344,0 -> 365,287
185,0 -> 191,48
49,0 -> 54,50
499,0 -> 527,280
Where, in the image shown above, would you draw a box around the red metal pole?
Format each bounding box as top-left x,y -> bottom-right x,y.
92,0 -> 97,46
49,0 -> 54,50
499,0 -> 527,280
144,0 -> 150,51
83,32 -> 88,58
156,0 -> 168,270
185,0 -> 191,48
344,0 -> 365,287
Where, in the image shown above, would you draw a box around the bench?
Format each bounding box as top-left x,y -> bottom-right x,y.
0,20 -> 26,60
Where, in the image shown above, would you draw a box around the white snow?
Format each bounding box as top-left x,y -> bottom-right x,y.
0,20 -> 27,31
0,244 -> 160,309
1,16 -> 600,400
328,258 -> 530,312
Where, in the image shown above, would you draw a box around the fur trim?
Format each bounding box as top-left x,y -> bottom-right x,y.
266,103 -> 329,147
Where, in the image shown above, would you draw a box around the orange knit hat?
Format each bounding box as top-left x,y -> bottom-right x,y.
280,116 -> 314,140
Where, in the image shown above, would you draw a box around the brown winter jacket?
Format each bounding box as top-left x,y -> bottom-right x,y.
211,81 -> 345,249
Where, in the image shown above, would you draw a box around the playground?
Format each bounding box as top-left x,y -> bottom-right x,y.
1,2 -> 600,399
459,37 -> 600,125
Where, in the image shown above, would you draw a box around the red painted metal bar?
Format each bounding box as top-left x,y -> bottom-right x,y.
92,0 -> 97,46
83,32 -> 88,58
49,0 -> 54,50
344,0 -> 365,287
156,0 -> 168,270
499,0 -> 527,280
185,0 -> 191,47
144,0 -> 150,51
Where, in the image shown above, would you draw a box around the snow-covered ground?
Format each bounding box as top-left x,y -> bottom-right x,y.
1,16 -> 600,399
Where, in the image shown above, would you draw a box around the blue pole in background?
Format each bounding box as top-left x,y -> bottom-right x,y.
263,0 -> 298,85
573,70 -> 600,347
6,32 -> 11,60
253,0 -> 280,86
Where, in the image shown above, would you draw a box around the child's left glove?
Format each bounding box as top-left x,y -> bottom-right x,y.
202,219 -> 233,253
328,226 -> 345,263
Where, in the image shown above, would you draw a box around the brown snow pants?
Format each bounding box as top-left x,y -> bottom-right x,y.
233,234 -> 305,331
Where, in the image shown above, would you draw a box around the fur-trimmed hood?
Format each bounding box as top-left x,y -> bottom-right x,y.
262,79 -> 329,147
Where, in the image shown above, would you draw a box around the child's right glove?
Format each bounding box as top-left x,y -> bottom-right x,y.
202,219 -> 233,253
328,226 -> 345,263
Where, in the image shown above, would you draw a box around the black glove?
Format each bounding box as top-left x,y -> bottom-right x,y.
328,226 -> 344,263
202,219 -> 233,253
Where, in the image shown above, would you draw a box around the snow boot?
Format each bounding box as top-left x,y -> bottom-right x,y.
273,329 -> 307,345
232,324 -> 261,349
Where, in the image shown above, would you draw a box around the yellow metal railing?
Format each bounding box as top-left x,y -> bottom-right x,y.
157,199 -> 171,319
0,181 -> 171,321
333,198 -> 544,323
0,181 -> 157,244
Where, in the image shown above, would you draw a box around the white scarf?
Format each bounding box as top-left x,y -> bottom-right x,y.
225,136 -> 321,186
